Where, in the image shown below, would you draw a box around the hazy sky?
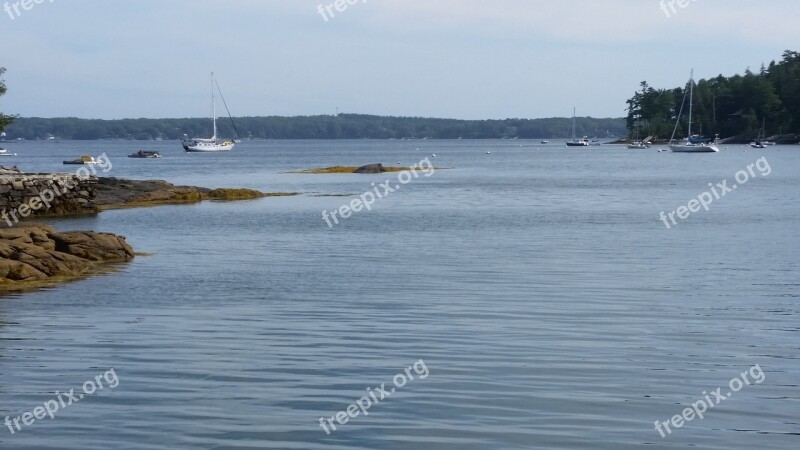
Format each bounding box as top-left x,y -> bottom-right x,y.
1,0 -> 797,120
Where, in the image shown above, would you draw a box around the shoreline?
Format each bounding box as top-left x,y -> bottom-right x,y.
93,177 -> 298,211
0,177 -> 297,293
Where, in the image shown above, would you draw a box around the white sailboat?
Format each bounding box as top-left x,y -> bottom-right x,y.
627,115 -> 650,149
669,70 -> 719,153
749,118 -> 773,148
566,107 -> 589,147
182,73 -> 236,152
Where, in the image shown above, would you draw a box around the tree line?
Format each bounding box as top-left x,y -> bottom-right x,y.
0,68 -> 15,134
626,50 -> 800,141
1,114 -> 626,141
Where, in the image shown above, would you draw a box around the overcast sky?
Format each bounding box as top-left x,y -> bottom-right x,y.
1,0 -> 797,120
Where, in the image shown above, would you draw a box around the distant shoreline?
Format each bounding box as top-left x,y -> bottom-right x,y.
1,114 -> 627,141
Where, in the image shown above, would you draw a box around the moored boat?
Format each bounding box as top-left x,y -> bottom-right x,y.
63,155 -> 98,165
182,73 -> 238,153
566,108 -> 590,147
627,114 -> 650,149
750,118 -> 772,148
128,150 -> 162,159
669,70 -> 719,153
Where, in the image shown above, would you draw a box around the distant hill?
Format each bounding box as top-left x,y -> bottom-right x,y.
2,114 -> 626,141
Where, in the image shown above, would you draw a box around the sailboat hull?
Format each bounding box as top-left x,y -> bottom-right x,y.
669,143 -> 719,153
183,142 -> 235,152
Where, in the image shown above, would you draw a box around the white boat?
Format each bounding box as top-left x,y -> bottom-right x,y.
182,73 -> 237,152
0,148 -> 15,156
750,118 -> 771,148
669,70 -> 719,153
566,107 -> 590,147
627,114 -> 650,149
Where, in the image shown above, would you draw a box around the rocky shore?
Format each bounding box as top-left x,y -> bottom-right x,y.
95,177 -> 296,210
0,175 -> 296,292
0,224 -> 134,292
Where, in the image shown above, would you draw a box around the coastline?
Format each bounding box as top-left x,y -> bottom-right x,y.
0,176 -> 297,293
94,177 -> 298,210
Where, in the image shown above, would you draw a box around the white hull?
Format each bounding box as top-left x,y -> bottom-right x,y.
670,143 -> 719,153
184,142 -> 235,152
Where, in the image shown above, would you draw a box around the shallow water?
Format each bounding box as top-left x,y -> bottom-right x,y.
1,140 -> 798,449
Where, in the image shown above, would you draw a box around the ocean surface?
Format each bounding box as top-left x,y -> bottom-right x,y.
0,139 -> 798,449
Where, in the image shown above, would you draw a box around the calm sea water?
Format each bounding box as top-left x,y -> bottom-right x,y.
1,140 -> 798,449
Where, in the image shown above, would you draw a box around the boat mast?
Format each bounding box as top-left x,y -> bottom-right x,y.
572,107 -> 576,140
687,69 -> 694,138
211,72 -> 217,141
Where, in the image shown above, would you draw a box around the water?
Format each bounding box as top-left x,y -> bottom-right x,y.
1,140 -> 798,449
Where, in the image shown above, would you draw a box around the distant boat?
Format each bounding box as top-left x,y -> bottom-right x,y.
63,155 -> 98,165
0,148 -> 16,156
750,118 -> 772,148
540,140 -> 549,144
182,73 -> 237,152
669,70 -> 719,153
628,115 -> 650,149
566,107 -> 590,147
128,150 -> 162,159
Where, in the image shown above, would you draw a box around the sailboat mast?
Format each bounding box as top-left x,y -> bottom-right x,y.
211,72 -> 217,141
572,107 -> 576,140
688,69 -> 694,137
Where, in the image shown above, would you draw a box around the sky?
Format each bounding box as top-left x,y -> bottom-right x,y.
0,0 -> 798,120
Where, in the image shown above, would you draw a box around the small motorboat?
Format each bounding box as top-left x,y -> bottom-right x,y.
0,148 -> 16,157
128,150 -> 162,159
627,141 -> 650,149
63,155 -> 99,165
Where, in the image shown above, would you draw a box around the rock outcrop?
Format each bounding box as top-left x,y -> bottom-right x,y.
0,224 -> 134,291
353,163 -> 387,174
95,177 -> 295,210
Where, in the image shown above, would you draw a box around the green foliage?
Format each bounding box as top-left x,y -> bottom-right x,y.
0,68 -> 17,134
3,114 -> 627,140
626,50 -> 800,139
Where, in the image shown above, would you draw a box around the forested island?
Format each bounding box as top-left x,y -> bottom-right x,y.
625,50 -> 800,142
2,114 -> 626,141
